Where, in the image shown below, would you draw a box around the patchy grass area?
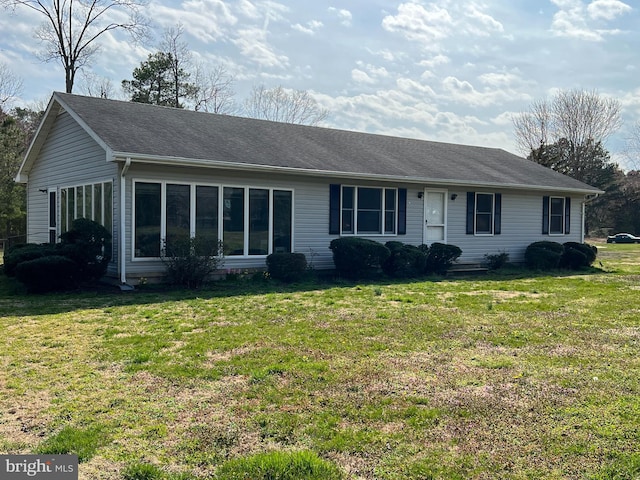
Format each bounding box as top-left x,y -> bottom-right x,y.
0,242 -> 639,479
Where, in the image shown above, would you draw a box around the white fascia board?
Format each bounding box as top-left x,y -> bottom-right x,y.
110,153 -> 603,196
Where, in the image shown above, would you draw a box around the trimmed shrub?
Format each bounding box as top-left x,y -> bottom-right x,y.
329,237 -> 390,279
162,236 -> 224,288
561,242 -> 597,270
525,241 -> 564,270
14,255 -> 78,293
266,252 -> 308,282
423,242 -> 462,275
382,241 -> 427,278
59,218 -> 112,282
3,243 -> 57,277
484,251 -> 510,271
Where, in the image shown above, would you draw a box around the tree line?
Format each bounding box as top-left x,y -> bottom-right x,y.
513,89 -> 640,236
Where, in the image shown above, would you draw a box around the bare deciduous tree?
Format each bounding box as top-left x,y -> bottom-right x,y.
192,64 -> 236,114
1,0 -> 149,93
625,121 -> 640,171
0,63 -> 23,107
159,24 -> 196,109
243,85 -> 329,126
79,70 -> 115,98
513,89 -> 621,155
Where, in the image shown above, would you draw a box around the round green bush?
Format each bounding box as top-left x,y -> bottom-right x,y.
14,255 -> 78,293
525,241 -> 564,270
382,242 -> 427,278
59,218 -> 112,282
266,252 -> 308,282
3,243 -> 57,277
561,242 -> 597,269
329,237 -> 390,279
424,242 -> 462,275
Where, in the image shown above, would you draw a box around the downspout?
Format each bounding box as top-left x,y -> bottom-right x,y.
582,193 -> 599,243
120,157 -> 132,286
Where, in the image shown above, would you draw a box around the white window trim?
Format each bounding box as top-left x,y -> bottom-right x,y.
474,192 -> 495,236
47,188 -> 57,243
59,179 -> 113,235
340,185 -> 398,236
548,196 -> 566,236
132,179 -> 294,260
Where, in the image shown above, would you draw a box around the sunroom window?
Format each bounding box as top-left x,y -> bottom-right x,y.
60,181 -> 113,236
133,181 -> 293,259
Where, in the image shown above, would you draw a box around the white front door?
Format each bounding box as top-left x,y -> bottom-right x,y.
423,189 -> 447,244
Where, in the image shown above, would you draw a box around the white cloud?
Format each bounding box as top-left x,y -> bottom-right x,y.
441,75 -> 531,108
350,62 -> 390,86
237,0 -> 262,20
382,2 -> 506,50
152,0 -> 237,43
550,0 -> 630,40
464,5 -> 504,36
418,54 -> 450,68
382,2 -> 453,48
292,20 -> 323,35
232,27 -> 289,69
587,0 -> 632,21
396,77 -> 438,100
478,71 -> 528,89
328,7 -> 353,27
351,69 -> 375,85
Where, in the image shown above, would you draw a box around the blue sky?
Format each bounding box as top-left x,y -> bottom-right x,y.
1,0 -> 638,167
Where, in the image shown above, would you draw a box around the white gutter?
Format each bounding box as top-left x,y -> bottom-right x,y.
109,153 -> 603,196
120,157 -> 132,285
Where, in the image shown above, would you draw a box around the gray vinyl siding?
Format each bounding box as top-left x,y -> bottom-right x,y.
447,189 -> 585,264
121,164 -> 589,281
121,165 -> 422,280
25,111 -> 119,273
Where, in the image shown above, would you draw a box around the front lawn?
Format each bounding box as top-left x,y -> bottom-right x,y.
0,243 -> 638,479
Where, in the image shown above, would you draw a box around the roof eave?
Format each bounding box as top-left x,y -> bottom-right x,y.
15,96 -> 61,183
16,92 -> 114,183
111,152 -> 602,195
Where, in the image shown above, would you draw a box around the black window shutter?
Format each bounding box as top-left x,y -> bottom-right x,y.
466,192 -> 475,234
398,188 -> 407,235
494,193 -> 502,235
329,184 -> 340,234
542,196 -> 550,234
564,197 -> 571,234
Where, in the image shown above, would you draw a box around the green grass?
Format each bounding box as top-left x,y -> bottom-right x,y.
34,425 -> 108,462
0,242 -> 638,479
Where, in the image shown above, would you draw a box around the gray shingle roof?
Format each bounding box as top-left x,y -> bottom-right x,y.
54,92 -> 600,193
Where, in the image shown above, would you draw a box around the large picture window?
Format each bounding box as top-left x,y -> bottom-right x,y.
133,181 -> 293,259
135,182 -> 161,257
223,187 -> 245,256
166,183 -> 191,250
60,181 -> 113,236
336,185 -> 397,235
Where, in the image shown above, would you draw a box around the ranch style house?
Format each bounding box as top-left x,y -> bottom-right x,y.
16,93 -> 602,286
